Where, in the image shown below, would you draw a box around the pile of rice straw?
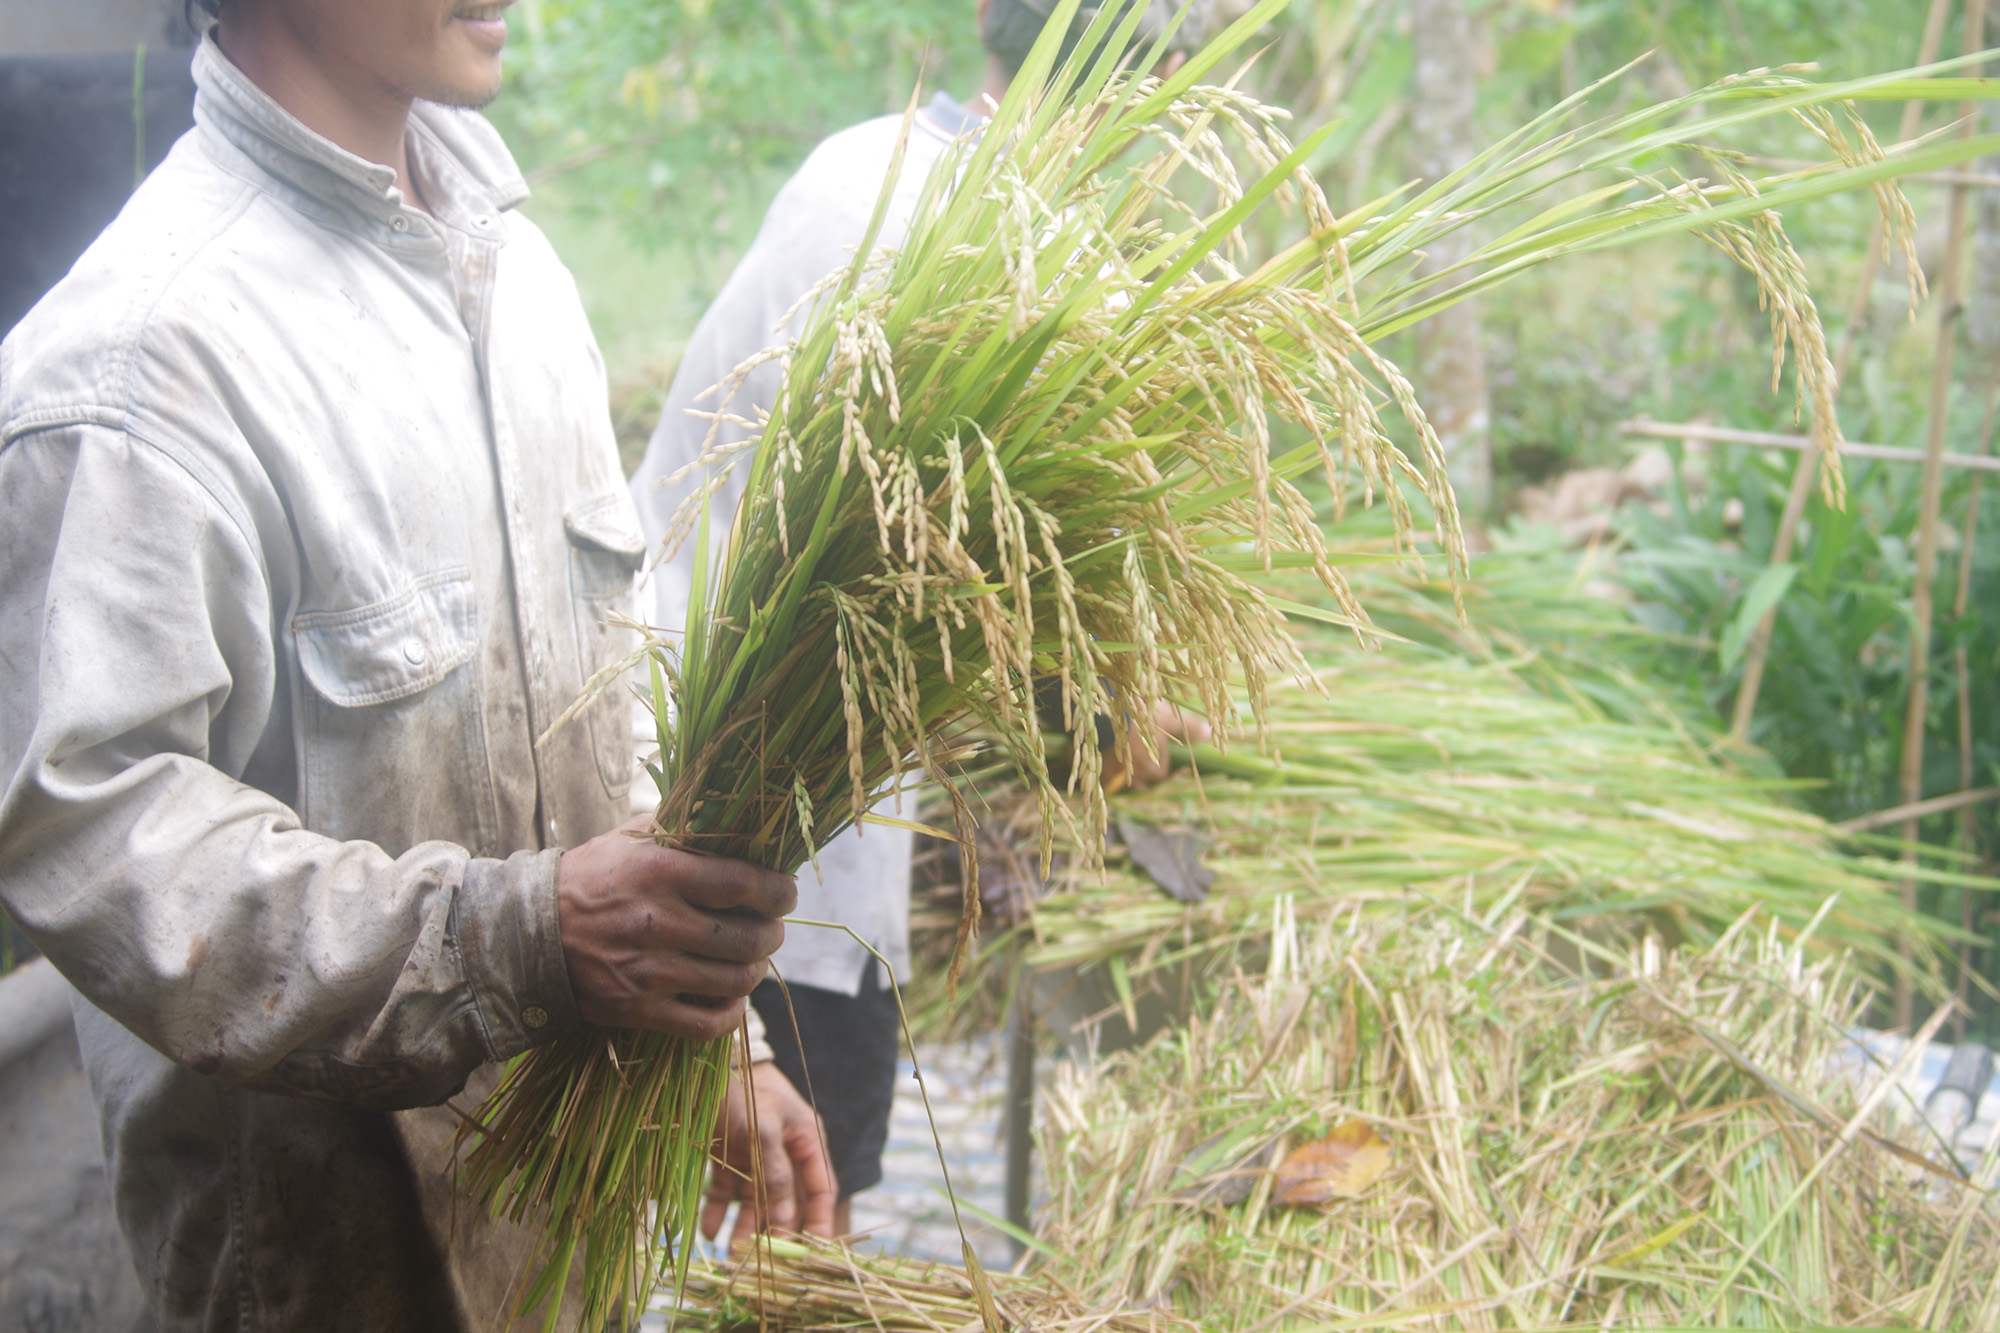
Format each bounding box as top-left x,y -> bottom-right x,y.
1029,903 -> 1996,1328
679,1235 -> 1193,1333
680,904 -> 1997,1330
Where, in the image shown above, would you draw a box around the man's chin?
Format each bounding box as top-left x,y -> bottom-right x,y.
415,64 -> 503,111
427,85 -> 501,110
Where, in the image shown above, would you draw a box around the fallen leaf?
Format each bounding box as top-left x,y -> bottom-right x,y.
1117,815 -> 1215,904
1273,1119 -> 1392,1205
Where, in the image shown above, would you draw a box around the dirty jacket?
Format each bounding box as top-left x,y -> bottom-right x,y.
0,34 -> 641,1331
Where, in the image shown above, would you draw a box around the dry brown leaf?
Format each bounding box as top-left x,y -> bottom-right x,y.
1272,1119 -> 1391,1205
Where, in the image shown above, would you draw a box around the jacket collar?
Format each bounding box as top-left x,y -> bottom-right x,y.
191,31 -> 529,243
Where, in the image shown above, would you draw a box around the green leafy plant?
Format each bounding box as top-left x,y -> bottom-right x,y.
463,1 -> 2000,1321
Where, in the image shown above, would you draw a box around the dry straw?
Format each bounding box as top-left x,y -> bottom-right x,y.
680,907 -> 1999,1331
1029,902 -> 1999,1329
462,0 -> 2000,1321
678,1235 -> 1201,1333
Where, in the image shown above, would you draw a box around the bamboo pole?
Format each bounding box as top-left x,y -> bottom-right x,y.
1832,783 -> 2000,833
1898,0 -> 1987,1031
1949,382 -> 2000,1036
1002,986 -> 1035,1252
1951,71 -> 2000,1044
1622,418 -> 2000,472
1727,0 -> 1955,749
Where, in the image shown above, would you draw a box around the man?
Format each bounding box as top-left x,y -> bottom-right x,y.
0,1 -> 831,1328
630,0 -> 1198,1238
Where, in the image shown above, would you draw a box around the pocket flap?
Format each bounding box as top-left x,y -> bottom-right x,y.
564,493 -> 647,570
294,569 -> 477,708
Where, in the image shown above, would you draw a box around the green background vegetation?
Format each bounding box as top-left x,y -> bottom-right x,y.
486,0 -> 1999,1029
13,2 -> 1992,1022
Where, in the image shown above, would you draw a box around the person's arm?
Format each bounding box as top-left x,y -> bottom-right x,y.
0,424 -> 789,1109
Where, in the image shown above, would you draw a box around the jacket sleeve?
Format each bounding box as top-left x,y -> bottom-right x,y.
0,423 -> 577,1110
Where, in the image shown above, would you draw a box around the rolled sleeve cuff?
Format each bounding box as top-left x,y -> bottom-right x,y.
742,999 -> 773,1065
457,848 -> 579,1060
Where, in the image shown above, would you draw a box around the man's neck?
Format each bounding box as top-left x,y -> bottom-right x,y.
216,15 -> 426,211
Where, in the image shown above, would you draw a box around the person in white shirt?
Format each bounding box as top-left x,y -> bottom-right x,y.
631,0 -> 1198,1236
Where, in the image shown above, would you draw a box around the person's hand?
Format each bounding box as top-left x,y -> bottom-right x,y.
1107,702 -> 1212,791
556,816 -> 796,1040
701,1060 -> 837,1252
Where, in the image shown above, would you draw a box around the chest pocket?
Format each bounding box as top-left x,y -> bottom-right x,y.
293,569 -> 492,852
565,497 -> 646,801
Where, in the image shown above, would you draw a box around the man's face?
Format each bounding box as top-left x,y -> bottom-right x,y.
271,0 -> 513,108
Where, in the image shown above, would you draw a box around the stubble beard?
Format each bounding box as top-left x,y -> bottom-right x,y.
408,70 -> 501,110
419,79 -> 501,110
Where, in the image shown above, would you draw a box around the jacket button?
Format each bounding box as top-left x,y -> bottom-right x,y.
522,1005 -> 550,1030
391,215 -> 410,233
401,638 -> 429,666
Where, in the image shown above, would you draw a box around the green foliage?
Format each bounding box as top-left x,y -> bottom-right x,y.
1609,428 -> 2000,830
1489,0 -> 1941,104
1484,251 -> 1663,487
492,0 -> 2000,1012
492,0 -> 981,261
1536,419 -> 2000,1034
973,633 -> 1939,982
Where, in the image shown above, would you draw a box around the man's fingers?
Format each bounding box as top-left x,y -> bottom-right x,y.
588,902 -> 782,969
646,847 -> 797,919
640,954 -> 768,1000
680,911 -> 787,966
727,1202 -> 762,1257
703,1066 -> 835,1248
559,825 -> 800,1040
785,1120 -> 838,1238
758,1119 -> 798,1231
636,995 -> 749,1042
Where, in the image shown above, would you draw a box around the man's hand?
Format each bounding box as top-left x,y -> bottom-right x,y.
701,1060 -> 837,1252
556,816 -> 797,1040
1107,702 -> 1213,791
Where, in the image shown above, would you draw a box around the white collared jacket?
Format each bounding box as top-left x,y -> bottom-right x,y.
0,34 -> 642,1330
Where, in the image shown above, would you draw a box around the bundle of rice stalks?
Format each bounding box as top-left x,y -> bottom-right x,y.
1032,903 -> 1999,1328
462,0 -> 1994,1318
677,1236 -> 1192,1333
914,633 -> 1955,1027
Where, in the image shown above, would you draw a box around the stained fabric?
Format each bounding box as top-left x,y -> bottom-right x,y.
0,31 -> 641,1332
